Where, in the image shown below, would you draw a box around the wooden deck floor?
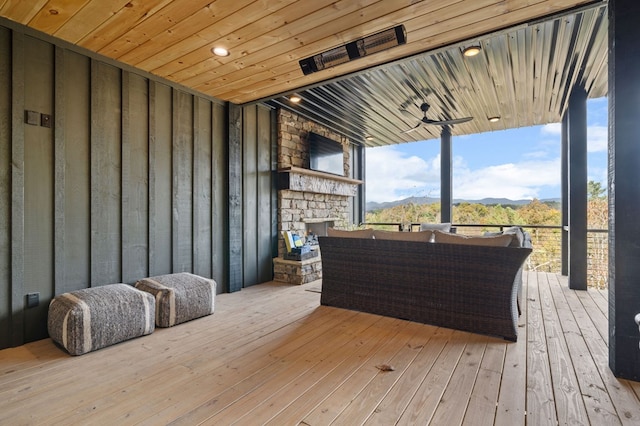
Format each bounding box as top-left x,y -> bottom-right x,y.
1,272 -> 639,425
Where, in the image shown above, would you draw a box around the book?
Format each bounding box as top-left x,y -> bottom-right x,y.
282,231 -> 295,253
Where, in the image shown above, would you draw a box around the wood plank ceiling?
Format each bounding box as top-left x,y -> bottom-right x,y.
0,0 -> 606,146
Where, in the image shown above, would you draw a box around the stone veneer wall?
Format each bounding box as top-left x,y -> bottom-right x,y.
277,109 -> 353,257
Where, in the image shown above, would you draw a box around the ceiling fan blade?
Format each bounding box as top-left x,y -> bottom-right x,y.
401,122 -> 422,134
399,108 -> 418,119
425,116 -> 473,126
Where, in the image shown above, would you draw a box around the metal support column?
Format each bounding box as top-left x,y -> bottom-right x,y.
561,113 -> 569,276
567,86 -> 588,290
440,127 -> 452,223
608,0 -> 640,381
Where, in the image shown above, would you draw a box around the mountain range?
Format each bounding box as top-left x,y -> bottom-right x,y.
366,196 -> 561,211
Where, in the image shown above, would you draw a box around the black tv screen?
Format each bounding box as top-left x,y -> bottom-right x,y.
308,132 -> 344,176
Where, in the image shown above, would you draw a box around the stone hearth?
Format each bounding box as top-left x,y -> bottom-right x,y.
273,110 -> 362,284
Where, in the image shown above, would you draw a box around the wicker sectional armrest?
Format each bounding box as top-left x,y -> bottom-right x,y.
318,236 -> 532,341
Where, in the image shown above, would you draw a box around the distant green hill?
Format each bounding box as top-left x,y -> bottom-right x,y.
366,196 -> 561,211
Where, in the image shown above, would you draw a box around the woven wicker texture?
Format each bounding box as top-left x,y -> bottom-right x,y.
319,237 -> 532,341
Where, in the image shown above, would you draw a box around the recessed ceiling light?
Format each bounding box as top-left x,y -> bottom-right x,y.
212,47 -> 229,57
463,45 -> 481,57
289,95 -> 302,103
488,116 -> 501,122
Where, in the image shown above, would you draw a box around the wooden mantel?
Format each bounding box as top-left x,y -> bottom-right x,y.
277,167 -> 362,197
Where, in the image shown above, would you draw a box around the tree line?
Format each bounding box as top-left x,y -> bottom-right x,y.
365,181 -> 608,288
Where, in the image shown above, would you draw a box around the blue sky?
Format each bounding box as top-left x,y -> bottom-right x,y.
365,97 -> 608,203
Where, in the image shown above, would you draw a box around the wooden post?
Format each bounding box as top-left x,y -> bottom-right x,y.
608,0 -> 640,381
567,86 -> 588,290
440,126 -> 452,224
228,103 -> 243,292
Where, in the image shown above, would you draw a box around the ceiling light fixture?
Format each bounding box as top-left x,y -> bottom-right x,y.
299,25 -> 407,75
488,116 -> 501,122
365,136 -> 374,141
289,95 -> 302,103
463,45 -> 481,57
212,46 -> 230,57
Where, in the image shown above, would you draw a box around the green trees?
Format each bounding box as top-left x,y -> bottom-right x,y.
365,189 -> 609,288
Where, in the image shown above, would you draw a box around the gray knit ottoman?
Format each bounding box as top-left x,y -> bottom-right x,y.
135,273 -> 216,327
48,284 -> 155,356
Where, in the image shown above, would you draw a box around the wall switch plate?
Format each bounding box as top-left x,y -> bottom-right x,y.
25,110 -> 40,126
26,292 -> 39,308
41,114 -> 52,128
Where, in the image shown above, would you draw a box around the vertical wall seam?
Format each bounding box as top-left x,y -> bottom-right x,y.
10,30 -> 25,346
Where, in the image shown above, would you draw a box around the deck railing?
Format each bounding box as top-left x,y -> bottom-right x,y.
361,223 -> 609,289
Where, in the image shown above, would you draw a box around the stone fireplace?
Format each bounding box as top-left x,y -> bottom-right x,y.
273,109 -> 362,284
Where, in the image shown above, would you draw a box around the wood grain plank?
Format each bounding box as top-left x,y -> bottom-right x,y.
90,60 -> 122,286
394,330 -> 468,425
121,71 -> 149,283
55,297 -> 341,424
98,0 -> 213,58
360,328 -> 454,426
242,105 -> 258,286
192,97 -> 212,278
0,24 -> 11,349
257,104 -> 274,283
0,276 -> 636,424
134,0 -> 297,72
9,29 -> 25,347
27,0 -> 91,34
429,334 -> 486,425
196,312 -> 390,425
55,1 -> 132,43
211,102 -> 226,292
328,322 -> 441,425
152,0 -> 335,79
80,0 -> 173,52
53,45 -> 65,296
227,103 -> 243,292
538,272 -> 589,425
1,299 -> 320,422
148,81 -> 172,276
171,89 -> 193,273
23,35 -> 54,342
181,0 -> 437,91
494,270 -> 529,425
119,0 -> 256,66
0,0 -> 48,24
558,277 -> 640,425
525,271 -> 558,425
462,343 -> 506,425
300,317 -> 417,425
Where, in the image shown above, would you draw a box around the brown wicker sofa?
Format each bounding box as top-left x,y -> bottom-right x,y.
318,233 -> 532,341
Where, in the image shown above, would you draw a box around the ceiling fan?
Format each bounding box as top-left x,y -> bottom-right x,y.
400,102 -> 473,133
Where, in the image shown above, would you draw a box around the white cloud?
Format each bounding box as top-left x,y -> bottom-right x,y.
588,125 -> 607,152
453,158 -> 561,200
366,146 -> 561,202
365,146 -> 439,202
542,122 -> 562,135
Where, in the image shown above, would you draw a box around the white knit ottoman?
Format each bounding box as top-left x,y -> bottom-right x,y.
135,272 -> 216,327
48,284 -> 155,356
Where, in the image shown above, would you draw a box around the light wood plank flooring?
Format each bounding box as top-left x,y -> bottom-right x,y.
1,272 -> 639,425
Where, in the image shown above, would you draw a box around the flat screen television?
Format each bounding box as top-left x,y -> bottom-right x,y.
308,132 -> 344,176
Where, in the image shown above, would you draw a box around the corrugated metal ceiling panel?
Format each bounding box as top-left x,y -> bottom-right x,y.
270,4 -> 608,147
